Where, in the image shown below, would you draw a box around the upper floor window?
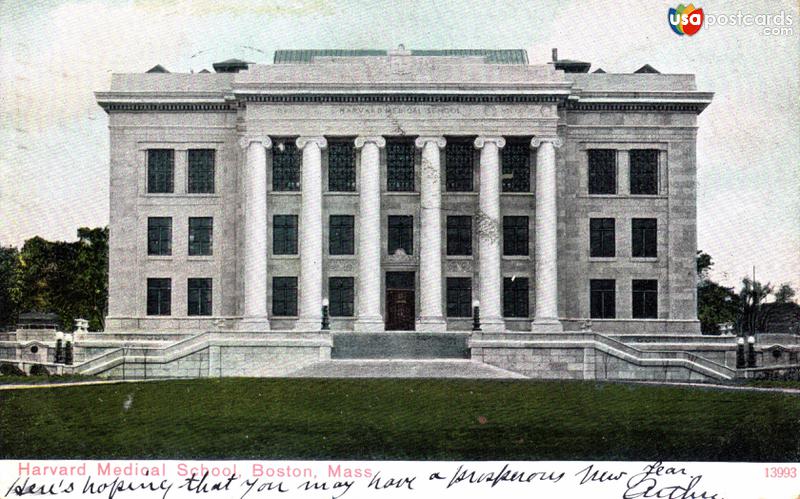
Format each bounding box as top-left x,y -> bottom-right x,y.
504,277 -> 529,318
590,218 -> 616,258
632,279 -> 658,319
187,278 -> 212,316
630,149 -> 659,195
388,215 -> 413,255
273,215 -> 298,255
503,216 -> 529,256
446,277 -> 472,317
445,141 -> 474,191
446,216 -> 472,256
188,149 -> 215,194
328,142 -> 356,192
590,279 -> 616,319
387,141 -> 415,192
588,149 -> 616,195
188,217 -> 213,256
502,142 -> 530,192
147,217 -> 172,256
147,149 -> 174,193
329,215 -> 355,255
329,277 -> 354,317
272,277 -> 298,317
146,278 -> 171,316
632,218 -> 658,258
273,141 -> 301,191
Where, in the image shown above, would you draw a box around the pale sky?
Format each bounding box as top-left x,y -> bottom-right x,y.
1,0 -> 798,293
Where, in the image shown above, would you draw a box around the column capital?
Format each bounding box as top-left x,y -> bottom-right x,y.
474,136 -> 506,149
296,136 -> 328,150
415,136 -> 446,149
530,136 -> 564,149
354,136 -> 386,149
239,136 -> 272,150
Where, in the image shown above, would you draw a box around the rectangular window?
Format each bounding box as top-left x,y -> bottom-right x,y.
328,142 -> 356,192
503,277 -> 529,318
632,279 -> 658,319
329,277 -> 354,317
272,140 -> 301,191
446,277 -> 472,317
147,149 -> 174,193
503,216 -> 529,256
146,278 -> 171,316
445,142 -> 474,191
188,217 -> 213,256
329,215 -> 355,255
447,216 -> 472,256
273,215 -> 298,255
187,278 -> 212,316
387,215 -> 413,255
187,149 -> 215,194
590,279 -> 616,319
502,142 -> 530,192
632,218 -> 658,258
272,277 -> 298,317
590,218 -> 616,258
147,217 -> 172,256
386,141 -> 415,192
588,149 -> 616,195
630,149 -> 659,195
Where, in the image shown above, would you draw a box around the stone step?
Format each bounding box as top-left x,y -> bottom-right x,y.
287,359 -> 527,379
331,332 -> 470,359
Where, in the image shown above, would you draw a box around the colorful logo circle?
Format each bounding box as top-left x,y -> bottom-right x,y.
669,4 -> 704,36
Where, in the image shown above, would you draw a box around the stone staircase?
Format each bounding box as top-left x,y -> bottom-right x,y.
331,332 -> 470,359
288,359 -> 526,378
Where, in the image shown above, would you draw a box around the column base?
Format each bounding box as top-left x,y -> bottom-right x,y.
353,317 -> 385,332
479,317 -> 506,333
295,317 -> 322,332
531,318 -> 563,333
238,317 -> 270,332
416,317 -> 447,332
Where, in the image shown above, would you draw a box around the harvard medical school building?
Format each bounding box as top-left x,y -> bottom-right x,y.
80,48 -> 741,380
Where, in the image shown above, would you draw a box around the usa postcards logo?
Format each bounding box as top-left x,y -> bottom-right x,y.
668,4 -> 704,35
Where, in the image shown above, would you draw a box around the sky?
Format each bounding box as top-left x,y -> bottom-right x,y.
1,0 -> 798,294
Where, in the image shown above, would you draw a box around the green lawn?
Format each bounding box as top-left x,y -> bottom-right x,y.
1,378 -> 798,461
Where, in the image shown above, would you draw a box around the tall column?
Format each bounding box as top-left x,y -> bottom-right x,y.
239,137 -> 271,331
354,136 -> 386,332
415,136 -> 447,332
295,136 -> 327,330
475,136 -> 506,332
531,136 -> 563,332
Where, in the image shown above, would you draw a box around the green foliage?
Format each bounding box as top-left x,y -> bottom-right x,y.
0,247 -> 19,328
739,277 -> 773,335
774,282 -> 797,304
697,280 -> 739,334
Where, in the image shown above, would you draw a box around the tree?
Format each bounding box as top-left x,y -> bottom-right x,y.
774,282 -> 797,304
739,277 -> 773,335
696,251 -> 739,334
0,246 -> 19,328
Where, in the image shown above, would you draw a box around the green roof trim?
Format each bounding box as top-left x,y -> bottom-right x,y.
273,49 -> 528,64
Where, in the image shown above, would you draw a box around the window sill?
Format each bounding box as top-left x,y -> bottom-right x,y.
500,192 -> 533,196
580,194 -> 668,199
328,254 -> 356,259
141,193 -> 221,199
443,192 -> 478,196
324,192 -> 358,196
269,191 -> 301,196
446,255 -> 474,260
146,256 -> 173,261
589,257 -> 618,262
503,255 -> 531,260
272,316 -> 299,319
631,257 -> 659,262
187,256 -> 214,262
384,191 -> 419,196
271,254 -> 300,259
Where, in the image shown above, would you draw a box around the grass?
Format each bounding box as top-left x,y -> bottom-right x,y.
1,378 -> 798,461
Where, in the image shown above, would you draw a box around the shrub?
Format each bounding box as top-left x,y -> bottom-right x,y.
29,364 -> 50,376
0,363 -> 26,376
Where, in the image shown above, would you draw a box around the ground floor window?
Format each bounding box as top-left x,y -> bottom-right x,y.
187,278 -> 212,316
329,277 -> 354,317
590,279 -> 616,319
146,278 -> 171,316
503,277 -> 529,318
632,279 -> 658,319
446,277 -> 472,317
272,277 -> 298,317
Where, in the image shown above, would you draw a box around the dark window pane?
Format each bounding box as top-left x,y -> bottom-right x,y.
502,142 -> 530,192
446,277 -> 472,317
387,141 -> 415,191
188,217 -> 213,256
147,149 -> 174,193
188,149 -> 215,193
446,216 -> 472,255
632,218 -> 658,258
187,278 -> 212,316
445,142 -> 473,191
590,279 -> 616,319
329,277 -> 354,317
503,216 -> 529,256
273,140 -> 301,191
328,142 -> 356,192
388,215 -> 413,255
503,277 -> 529,318
632,279 -> 658,318
147,217 -> 172,256
146,278 -> 171,316
272,277 -> 298,316
273,215 -> 298,255
588,149 -> 616,195
589,218 -> 616,257
630,149 -> 659,195
329,215 -> 355,255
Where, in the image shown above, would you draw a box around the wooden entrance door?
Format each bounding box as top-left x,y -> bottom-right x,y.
386,272 -> 415,331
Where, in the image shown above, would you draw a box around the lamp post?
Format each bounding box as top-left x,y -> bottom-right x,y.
472,300 -> 481,331
321,298 -> 330,331
55,331 -> 64,364
736,337 -> 746,369
747,335 -> 756,368
64,333 -> 73,366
